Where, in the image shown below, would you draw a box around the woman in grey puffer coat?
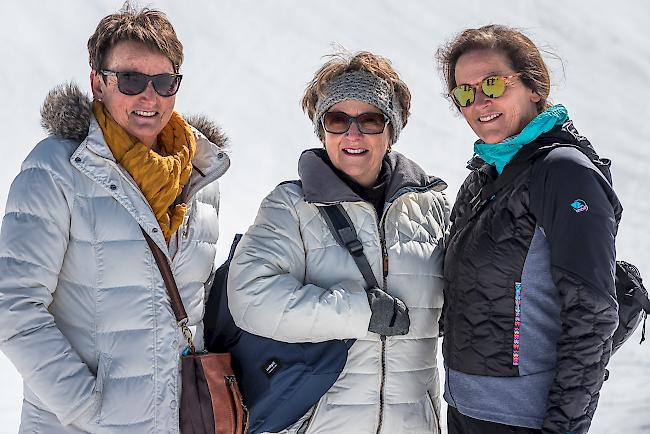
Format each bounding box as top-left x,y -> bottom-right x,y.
228,51 -> 450,434
0,5 -> 228,433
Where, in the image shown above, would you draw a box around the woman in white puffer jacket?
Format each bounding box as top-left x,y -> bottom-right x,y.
0,5 -> 228,433
228,51 -> 450,434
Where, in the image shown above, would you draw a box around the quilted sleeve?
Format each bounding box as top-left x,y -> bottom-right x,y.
0,144 -> 100,427
530,148 -> 619,434
541,273 -> 617,434
227,185 -> 372,343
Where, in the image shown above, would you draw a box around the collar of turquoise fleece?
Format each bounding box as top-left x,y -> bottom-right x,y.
474,104 -> 569,174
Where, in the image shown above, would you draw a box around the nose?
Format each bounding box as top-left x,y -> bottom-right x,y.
345,120 -> 363,139
473,87 -> 491,107
140,80 -> 158,99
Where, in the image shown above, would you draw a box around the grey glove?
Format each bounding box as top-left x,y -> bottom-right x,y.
366,287 -> 410,336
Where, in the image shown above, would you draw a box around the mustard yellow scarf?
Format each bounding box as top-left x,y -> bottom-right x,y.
93,102 -> 196,242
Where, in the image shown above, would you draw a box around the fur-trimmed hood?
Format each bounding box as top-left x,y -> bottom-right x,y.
40,82 -> 228,148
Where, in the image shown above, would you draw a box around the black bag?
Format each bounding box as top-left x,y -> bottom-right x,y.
612,261 -> 649,353
205,204 -> 379,434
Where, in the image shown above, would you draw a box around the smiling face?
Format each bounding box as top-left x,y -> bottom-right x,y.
91,40 -> 176,148
454,49 -> 541,144
323,99 -> 391,188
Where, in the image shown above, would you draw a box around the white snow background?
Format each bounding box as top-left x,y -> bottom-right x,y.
1,1 -> 648,432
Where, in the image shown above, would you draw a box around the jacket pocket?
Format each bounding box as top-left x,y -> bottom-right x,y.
96,352 -> 111,394
95,352 -> 112,424
72,352 -> 111,430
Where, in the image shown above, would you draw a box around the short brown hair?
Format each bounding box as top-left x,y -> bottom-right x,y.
87,2 -> 183,72
436,25 -> 553,113
301,51 -> 411,127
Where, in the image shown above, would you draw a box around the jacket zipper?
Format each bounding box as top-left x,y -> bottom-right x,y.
226,375 -> 248,433
376,334 -> 387,434
298,395 -> 325,434
376,219 -> 389,434
426,390 -> 440,434
75,154 -> 224,255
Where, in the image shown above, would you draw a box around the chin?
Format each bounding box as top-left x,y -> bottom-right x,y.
477,130 -> 508,144
130,128 -> 161,143
483,137 -> 505,145
341,168 -> 362,179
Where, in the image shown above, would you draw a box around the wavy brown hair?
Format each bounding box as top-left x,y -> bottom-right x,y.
301,51 -> 411,127
436,25 -> 553,113
87,2 -> 183,72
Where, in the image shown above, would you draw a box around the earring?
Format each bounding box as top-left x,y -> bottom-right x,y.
387,144 -> 392,153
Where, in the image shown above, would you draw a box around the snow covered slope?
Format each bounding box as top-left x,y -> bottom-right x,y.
1,1 -> 648,432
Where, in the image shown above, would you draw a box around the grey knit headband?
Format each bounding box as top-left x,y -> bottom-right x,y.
313,70 -> 403,144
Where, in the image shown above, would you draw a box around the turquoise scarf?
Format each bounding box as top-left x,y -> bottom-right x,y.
474,104 -> 569,174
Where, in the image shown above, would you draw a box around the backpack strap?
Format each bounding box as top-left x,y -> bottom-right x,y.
282,179 -> 378,290
318,204 -> 380,289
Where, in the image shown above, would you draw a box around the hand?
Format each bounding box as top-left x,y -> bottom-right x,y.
366,287 -> 410,336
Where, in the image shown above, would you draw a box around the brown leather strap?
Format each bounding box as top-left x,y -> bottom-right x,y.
141,227 -> 187,323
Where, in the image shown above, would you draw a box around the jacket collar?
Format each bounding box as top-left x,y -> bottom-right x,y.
466,119 -> 600,179
298,148 -> 446,205
78,116 -> 230,195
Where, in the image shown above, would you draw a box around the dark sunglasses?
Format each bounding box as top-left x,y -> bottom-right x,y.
450,73 -> 520,107
99,70 -> 183,97
321,111 -> 389,135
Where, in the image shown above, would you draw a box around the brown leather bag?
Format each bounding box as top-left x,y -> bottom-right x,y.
142,228 -> 248,434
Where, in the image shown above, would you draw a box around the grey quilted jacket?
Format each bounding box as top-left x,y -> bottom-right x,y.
228,149 -> 451,434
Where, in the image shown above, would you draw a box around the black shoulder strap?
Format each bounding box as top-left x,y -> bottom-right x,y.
318,204 -> 380,289
227,234 -> 243,262
278,179 -> 378,288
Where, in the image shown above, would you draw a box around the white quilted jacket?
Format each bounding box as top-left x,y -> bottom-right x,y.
228,149 -> 450,434
0,85 -> 229,433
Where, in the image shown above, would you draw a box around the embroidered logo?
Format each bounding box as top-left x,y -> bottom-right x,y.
260,358 -> 283,378
570,199 -> 589,213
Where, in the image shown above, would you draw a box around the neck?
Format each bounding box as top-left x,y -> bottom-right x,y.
352,173 -> 379,189
148,140 -> 160,153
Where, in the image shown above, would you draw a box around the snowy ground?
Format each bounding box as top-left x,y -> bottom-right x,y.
1,1 -> 649,433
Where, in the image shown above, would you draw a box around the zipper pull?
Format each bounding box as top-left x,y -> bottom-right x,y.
381,239 -> 389,278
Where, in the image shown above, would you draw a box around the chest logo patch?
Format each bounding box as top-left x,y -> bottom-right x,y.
570,199 -> 589,213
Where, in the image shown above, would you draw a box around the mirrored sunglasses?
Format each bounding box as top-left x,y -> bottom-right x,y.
100,70 -> 183,97
450,73 -> 521,108
321,111 -> 389,135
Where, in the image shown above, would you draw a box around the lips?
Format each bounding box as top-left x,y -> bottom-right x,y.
134,110 -> 157,117
343,148 -> 368,155
478,113 -> 501,122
